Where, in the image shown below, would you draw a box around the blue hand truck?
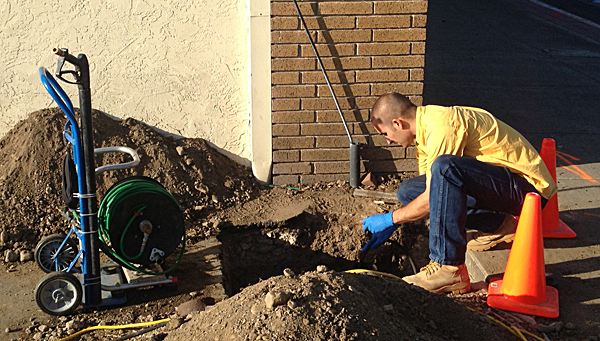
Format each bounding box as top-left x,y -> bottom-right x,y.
34,48 -> 186,316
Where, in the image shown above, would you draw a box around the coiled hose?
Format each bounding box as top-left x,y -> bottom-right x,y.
97,178 -> 185,275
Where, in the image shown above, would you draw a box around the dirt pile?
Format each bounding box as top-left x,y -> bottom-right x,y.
164,268 -> 508,341
0,108 -> 260,251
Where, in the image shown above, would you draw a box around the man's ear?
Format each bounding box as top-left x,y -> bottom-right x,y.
391,118 -> 404,130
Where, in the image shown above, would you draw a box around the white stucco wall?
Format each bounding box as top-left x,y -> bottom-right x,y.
0,0 -> 250,164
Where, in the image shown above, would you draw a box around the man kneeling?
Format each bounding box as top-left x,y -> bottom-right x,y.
361,93 -> 555,294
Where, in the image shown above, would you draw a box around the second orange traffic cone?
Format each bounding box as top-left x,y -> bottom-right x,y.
539,138 -> 576,238
487,192 -> 559,318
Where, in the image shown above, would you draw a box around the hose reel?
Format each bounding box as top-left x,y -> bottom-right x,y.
98,176 -> 185,274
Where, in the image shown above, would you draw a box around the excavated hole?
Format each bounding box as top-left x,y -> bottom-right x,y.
218,212 -> 421,296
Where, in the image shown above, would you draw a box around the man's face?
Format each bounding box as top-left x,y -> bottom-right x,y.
372,119 -> 413,148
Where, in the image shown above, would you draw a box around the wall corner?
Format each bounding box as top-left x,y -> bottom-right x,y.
248,0 -> 272,185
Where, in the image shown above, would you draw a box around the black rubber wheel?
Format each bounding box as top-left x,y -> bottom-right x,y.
34,234 -> 79,273
35,272 -> 82,316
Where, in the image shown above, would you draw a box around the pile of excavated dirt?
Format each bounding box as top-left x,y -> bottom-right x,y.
163,268 -> 509,341
0,107 -> 260,251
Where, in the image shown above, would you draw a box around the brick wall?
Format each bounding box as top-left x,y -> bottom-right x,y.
271,0 -> 427,185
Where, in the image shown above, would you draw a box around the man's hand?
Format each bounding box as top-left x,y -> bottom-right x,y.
361,224 -> 400,252
362,212 -> 394,234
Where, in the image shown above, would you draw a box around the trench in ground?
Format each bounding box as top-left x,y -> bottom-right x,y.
217,211 -> 422,296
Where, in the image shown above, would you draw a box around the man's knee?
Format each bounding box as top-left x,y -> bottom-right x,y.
396,175 -> 426,205
431,154 -> 459,175
396,184 -> 412,205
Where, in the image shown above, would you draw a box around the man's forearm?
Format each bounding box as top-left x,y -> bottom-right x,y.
391,192 -> 429,224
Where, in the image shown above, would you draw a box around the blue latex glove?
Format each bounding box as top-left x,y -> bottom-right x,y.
361,224 -> 401,252
362,212 -> 395,234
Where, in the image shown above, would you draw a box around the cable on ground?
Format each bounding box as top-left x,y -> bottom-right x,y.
345,268 -> 401,280
465,306 -> 546,341
57,318 -> 170,341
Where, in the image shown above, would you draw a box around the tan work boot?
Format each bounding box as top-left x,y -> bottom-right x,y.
467,214 -> 517,251
402,261 -> 470,294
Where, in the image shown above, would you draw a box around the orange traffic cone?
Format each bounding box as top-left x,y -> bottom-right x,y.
487,192 -> 559,318
539,138 -> 576,238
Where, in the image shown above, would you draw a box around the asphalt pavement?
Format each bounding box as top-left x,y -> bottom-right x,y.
423,0 -> 600,335
536,0 -> 600,25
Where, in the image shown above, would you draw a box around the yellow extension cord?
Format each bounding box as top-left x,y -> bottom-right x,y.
57,318 -> 170,341
345,269 -> 546,341
465,307 -> 546,341
345,268 -> 401,279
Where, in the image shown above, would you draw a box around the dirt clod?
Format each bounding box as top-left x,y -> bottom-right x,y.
265,290 -> 291,310
176,299 -> 207,317
316,265 -> 328,273
5,250 -> 18,262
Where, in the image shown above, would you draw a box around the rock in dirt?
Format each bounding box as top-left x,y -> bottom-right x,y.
176,298 -> 207,316
283,268 -> 295,277
250,304 -> 261,315
166,317 -> 185,330
265,291 -> 291,310
20,250 -> 32,262
4,250 -> 18,263
361,172 -> 379,187
0,230 -> 8,243
316,265 -> 328,273
65,319 -> 83,332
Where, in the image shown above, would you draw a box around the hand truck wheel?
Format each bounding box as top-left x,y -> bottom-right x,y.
35,272 -> 82,316
34,234 -> 79,273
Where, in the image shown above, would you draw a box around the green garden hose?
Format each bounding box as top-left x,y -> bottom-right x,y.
118,205 -> 147,261
96,178 -> 185,275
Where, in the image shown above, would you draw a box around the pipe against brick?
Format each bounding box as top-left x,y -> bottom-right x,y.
291,0 -> 361,188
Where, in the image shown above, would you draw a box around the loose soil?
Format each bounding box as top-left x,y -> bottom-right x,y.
0,109 -> 594,341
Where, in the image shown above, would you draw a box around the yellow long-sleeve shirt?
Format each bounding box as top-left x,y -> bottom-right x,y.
415,105 -> 557,199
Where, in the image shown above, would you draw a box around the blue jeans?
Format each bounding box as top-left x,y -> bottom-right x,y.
397,155 -> 547,266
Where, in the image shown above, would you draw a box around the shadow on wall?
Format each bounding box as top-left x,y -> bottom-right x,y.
315,17 -> 362,133
317,17 -> 364,124
204,140 -> 251,168
318,5 -> 413,177
359,147 -> 398,175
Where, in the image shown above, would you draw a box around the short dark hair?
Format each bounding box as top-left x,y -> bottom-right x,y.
371,92 -> 416,126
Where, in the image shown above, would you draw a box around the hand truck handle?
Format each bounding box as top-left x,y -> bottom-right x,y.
94,146 -> 141,174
